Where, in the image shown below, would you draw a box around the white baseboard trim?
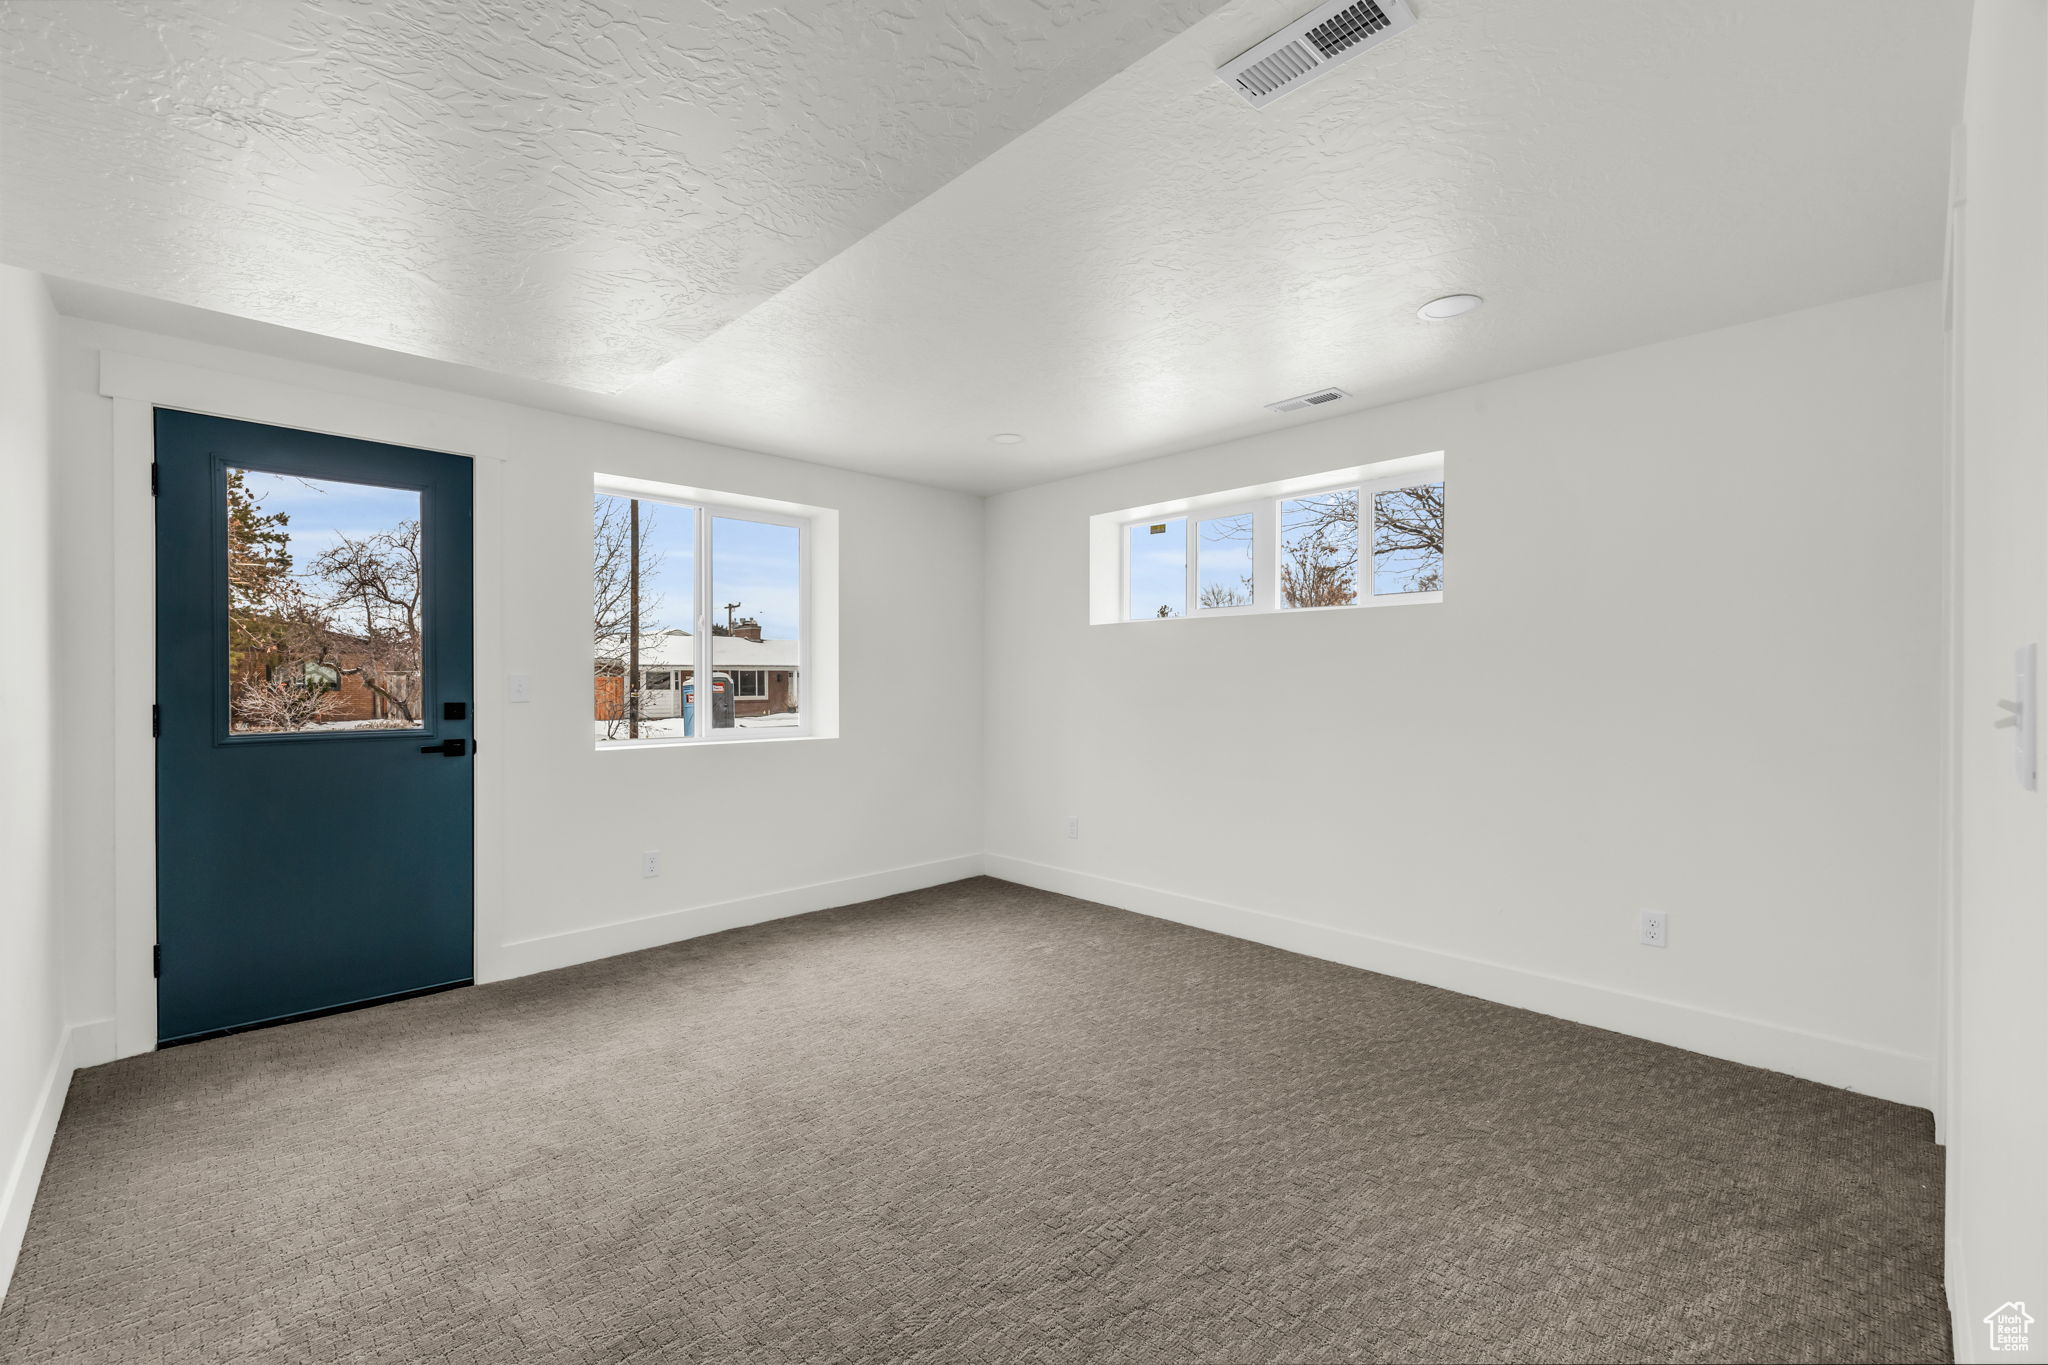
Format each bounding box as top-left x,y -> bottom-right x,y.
487,854 -> 986,982
1,1018 -> 115,1306
984,855 -> 1934,1110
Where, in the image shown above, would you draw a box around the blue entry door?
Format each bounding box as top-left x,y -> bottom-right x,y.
154,409 -> 474,1045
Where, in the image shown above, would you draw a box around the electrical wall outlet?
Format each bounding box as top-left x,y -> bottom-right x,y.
642,850 -> 660,879
1066,817 -> 1081,840
507,673 -> 532,703
1639,909 -> 1669,948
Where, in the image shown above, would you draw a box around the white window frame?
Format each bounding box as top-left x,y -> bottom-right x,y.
1358,478 -> 1448,602
1096,453 -> 1444,625
1122,514 -> 1191,621
1273,485 -> 1364,614
1190,501 -> 1265,616
594,479 -> 815,747
729,668 -> 769,699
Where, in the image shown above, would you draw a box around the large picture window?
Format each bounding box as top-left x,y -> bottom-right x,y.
1097,456 -> 1444,624
593,483 -> 809,744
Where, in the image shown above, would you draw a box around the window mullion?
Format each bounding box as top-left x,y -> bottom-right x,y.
790,519 -> 806,736
695,504 -> 713,740
1121,524 -> 1133,622
1254,500 -> 1279,613
1357,486 -> 1372,602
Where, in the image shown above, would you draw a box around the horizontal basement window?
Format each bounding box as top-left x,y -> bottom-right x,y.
1088,453 -> 1444,624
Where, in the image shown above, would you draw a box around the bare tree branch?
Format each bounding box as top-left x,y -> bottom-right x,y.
311,519 -> 425,722
1371,483 -> 1445,593
592,496 -> 667,739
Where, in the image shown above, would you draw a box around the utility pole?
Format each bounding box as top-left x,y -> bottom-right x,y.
723,601 -> 742,633
628,498 -> 641,740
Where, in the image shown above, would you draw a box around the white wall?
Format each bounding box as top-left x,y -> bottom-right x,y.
1945,3 -> 2048,1357
0,267 -> 68,1296
50,319 -> 987,1046
984,283 -> 1947,1107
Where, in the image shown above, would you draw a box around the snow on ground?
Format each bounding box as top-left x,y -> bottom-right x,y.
238,718 -> 423,735
594,713 -> 800,741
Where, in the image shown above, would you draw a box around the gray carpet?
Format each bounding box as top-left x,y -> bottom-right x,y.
0,877 -> 1948,1364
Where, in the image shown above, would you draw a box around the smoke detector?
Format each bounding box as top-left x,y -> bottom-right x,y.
1266,387 -> 1350,415
1217,0 -> 1418,109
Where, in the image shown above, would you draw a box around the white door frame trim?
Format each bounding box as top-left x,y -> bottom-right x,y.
99,349 -> 512,1059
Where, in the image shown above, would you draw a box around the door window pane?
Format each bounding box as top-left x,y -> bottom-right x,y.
594,494 -> 696,741
1373,483 -> 1446,595
1197,513 -> 1254,609
712,516 -> 802,731
1128,519 -> 1187,619
1280,490 -> 1359,608
227,468 -> 425,734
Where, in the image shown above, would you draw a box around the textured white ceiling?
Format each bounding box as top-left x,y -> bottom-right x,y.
9,0 -> 1968,493
0,0 -> 1225,390
607,0 -> 1968,489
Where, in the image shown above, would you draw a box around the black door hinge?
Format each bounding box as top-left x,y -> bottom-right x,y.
153,945 -> 161,978
150,462 -> 160,496
151,704 -> 161,738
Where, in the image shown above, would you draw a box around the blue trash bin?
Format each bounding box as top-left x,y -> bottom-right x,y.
681,673 -> 736,735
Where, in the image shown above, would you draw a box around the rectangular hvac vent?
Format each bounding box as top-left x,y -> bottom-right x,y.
1266,387 -> 1350,414
1305,1 -> 1397,57
1218,0 -> 1417,109
1234,40 -> 1318,103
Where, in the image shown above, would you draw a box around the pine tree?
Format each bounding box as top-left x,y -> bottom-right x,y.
225,468 -> 295,675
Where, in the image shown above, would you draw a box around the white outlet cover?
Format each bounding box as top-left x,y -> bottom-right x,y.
1639,910 -> 1669,948
507,673 -> 532,703
642,851 -> 660,878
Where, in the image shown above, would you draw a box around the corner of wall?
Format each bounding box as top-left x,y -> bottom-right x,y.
0,1020 -> 112,1305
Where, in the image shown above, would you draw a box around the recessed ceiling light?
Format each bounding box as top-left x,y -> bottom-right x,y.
990,433 -> 1025,445
1418,293 -> 1484,321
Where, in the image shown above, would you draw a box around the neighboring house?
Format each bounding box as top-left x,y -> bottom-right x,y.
232,627 -> 423,728
594,624 -> 800,721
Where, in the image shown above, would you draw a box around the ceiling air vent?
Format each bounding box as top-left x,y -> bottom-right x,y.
1218,0 -> 1417,109
1266,387 -> 1350,414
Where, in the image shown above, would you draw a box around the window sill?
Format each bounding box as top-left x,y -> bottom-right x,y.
594,730 -> 828,751
1105,590 -> 1442,624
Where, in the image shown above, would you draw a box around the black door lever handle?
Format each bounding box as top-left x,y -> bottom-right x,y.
420,738 -> 468,757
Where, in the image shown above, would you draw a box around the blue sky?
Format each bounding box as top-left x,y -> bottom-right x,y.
609,497 -> 801,641
712,516 -> 800,641
1197,514 -> 1254,606
241,480 -> 808,639
629,498 -> 695,635
1128,518 -> 1185,619
238,469 -> 418,601
1129,514 -> 1260,617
